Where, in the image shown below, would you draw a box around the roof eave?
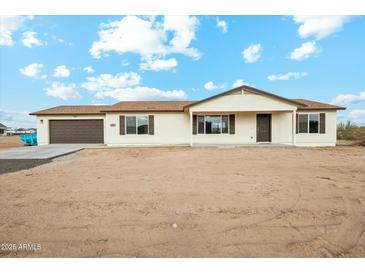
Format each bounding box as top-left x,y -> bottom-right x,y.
100,109 -> 185,113
297,107 -> 346,111
183,85 -> 307,110
29,112 -> 105,116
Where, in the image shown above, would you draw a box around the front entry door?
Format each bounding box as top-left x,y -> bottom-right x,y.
256,114 -> 271,142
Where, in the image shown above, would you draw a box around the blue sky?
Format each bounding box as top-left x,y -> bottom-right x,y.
0,15 -> 364,127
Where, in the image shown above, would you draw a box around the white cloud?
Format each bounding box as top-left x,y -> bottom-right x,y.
290,41 -> 317,61
331,91 -> 365,105
83,66 -> 94,74
216,17 -> 228,33
82,71 -> 186,101
293,16 -> 351,40
19,63 -> 43,78
0,109 -> 36,128
90,16 -> 163,59
53,65 -> 71,78
89,15 -> 200,64
232,79 -> 249,88
242,43 -> 262,63
21,31 -> 42,48
99,86 -> 186,101
82,72 -> 141,94
348,109 -> 365,120
267,72 -> 308,81
50,34 -> 72,46
45,82 -> 81,100
163,15 -> 201,59
204,81 -> 219,91
140,57 -> 178,71
0,16 -> 33,46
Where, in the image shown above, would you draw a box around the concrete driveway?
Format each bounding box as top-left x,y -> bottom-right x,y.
0,144 -> 104,159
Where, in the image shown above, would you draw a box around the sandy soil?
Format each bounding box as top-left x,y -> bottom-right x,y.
1,146 -> 365,257
0,136 -> 23,150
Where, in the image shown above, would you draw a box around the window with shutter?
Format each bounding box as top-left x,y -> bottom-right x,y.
148,115 -> 154,135
119,115 -> 125,135
192,115 -> 197,135
229,114 -> 235,134
320,113 -> 326,134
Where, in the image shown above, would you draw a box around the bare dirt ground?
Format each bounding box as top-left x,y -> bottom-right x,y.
1,146 -> 365,257
0,136 -> 23,150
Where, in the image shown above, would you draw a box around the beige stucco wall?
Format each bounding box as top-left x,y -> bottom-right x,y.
34,92 -> 339,147
105,112 -> 190,146
295,110 -> 337,146
272,112 -> 294,145
36,115 -> 106,145
189,91 -> 297,112
192,111 -> 294,145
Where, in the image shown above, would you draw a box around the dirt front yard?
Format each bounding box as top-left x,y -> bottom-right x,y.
0,136 -> 23,150
1,146 -> 365,257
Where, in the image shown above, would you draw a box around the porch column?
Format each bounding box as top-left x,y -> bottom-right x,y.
189,110 -> 193,147
292,110 -> 296,146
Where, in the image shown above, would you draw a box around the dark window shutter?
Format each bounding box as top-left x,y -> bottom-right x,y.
229,114 -> 235,134
119,115 -> 125,135
192,115 -> 197,135
148,115 -> 154,135
320,113 -> 326,134
296,113 -> 299,134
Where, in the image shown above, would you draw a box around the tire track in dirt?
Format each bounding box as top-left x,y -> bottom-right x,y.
217,179 -> 303,234
286,196 -> 365,257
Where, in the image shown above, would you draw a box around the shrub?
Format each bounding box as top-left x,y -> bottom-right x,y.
337,120 -> 359,140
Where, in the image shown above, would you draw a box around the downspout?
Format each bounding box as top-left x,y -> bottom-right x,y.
189,110 -> 193,147
292,109 -> 296,146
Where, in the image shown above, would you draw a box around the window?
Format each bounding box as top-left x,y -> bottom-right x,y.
137,116 -> 148,134
126,116 -> 148,135
298,114 -> 308,133
198,116 -> 205,134
298,113 -> 320,134
309,114 -> 319,133
205,116 -> 221,134
197,115 -> 229,134
222,115 -> 229,134
126,116 -> 136,134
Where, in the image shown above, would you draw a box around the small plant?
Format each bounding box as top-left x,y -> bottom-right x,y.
337,120 -> 359,140
338,121 -> 365,145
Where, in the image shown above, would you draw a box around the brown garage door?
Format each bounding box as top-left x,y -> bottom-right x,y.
49,120 -> 104,144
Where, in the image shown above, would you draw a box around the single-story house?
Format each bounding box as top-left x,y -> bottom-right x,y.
30,85 -> 345,147
0,123 -> 7,135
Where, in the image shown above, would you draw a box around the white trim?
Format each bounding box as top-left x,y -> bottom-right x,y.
196,114 -> 230,135
297,112 -> 320,134
125,115 -> 149,135
189,111 -> 193,146
292,110 -> 296,145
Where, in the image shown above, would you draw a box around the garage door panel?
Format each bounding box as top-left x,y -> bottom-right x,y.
50,120 -> 104,144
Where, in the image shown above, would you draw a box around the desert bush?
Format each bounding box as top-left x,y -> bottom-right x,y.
337,120 -> 359,140
338,121 -> 365,145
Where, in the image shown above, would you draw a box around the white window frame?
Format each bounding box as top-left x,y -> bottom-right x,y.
197,115 -> 230,135
298,113 -> 320,134
125,115 -> 149,135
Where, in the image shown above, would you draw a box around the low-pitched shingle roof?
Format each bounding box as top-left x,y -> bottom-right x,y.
0,122 -> 7,128
30,101 -> 196,115
292,99 -> 346,110
30,86 -> 346,115
102,101 -> 196,112
29,105 -> 110,115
